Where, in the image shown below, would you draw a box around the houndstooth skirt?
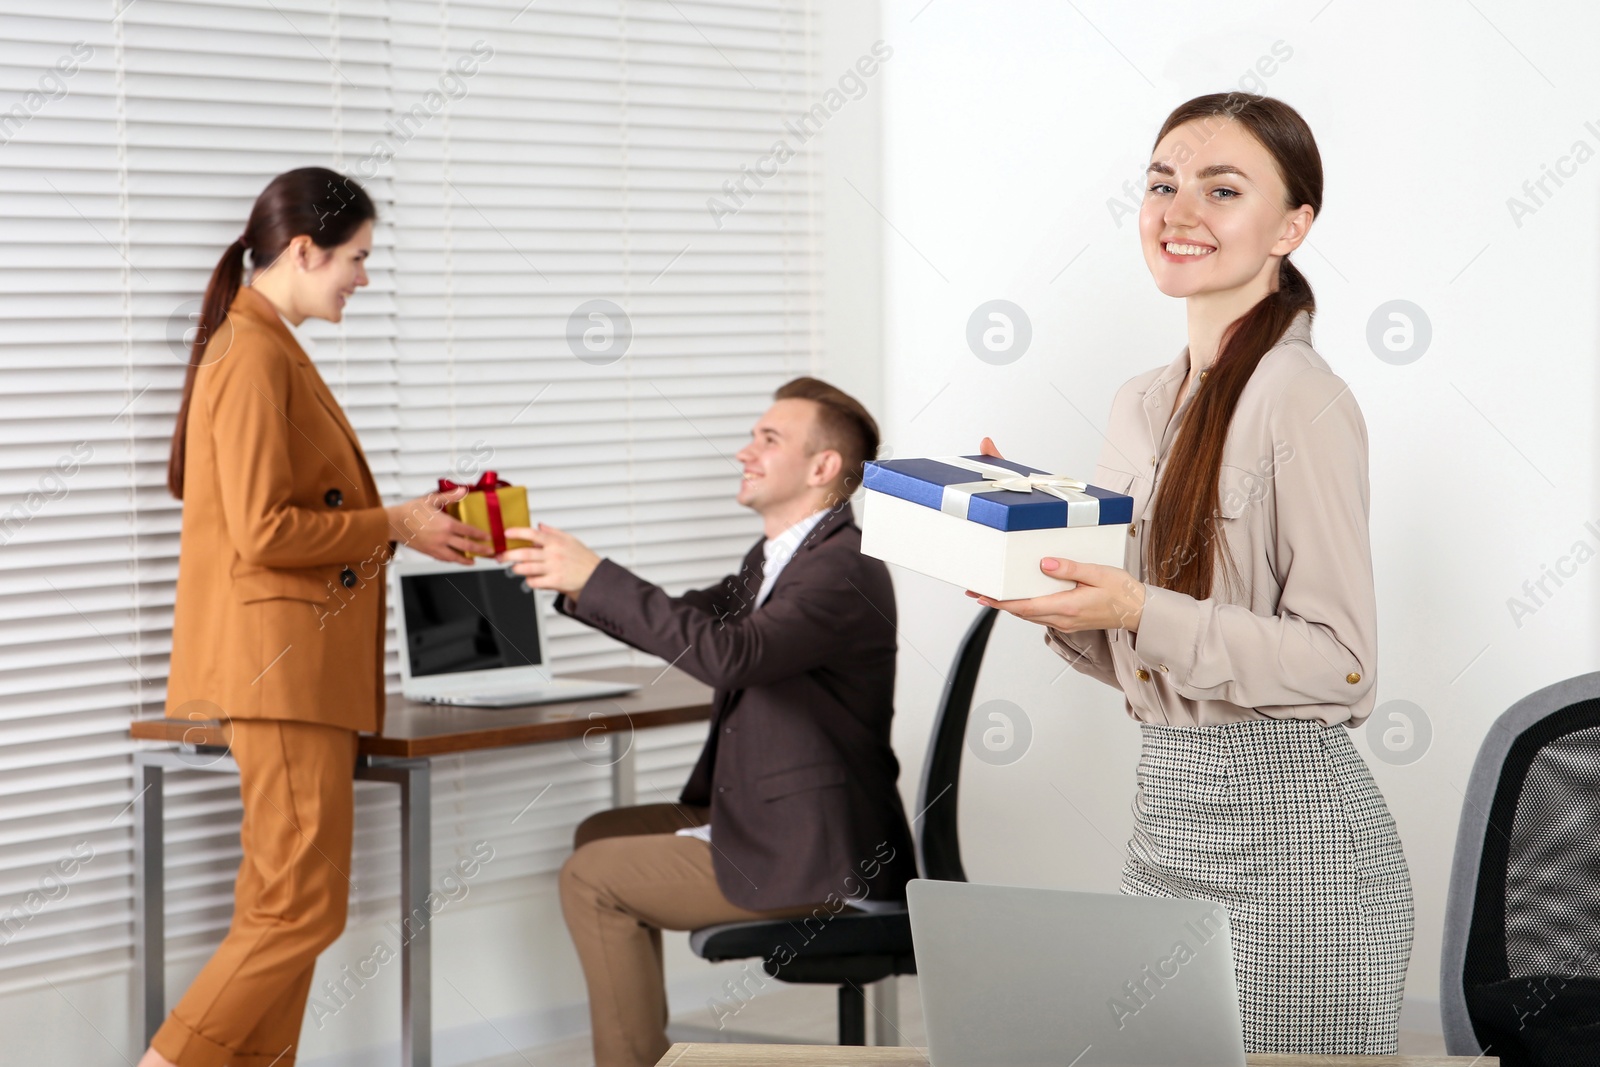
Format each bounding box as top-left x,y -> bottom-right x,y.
1121,718 -> 1414,1055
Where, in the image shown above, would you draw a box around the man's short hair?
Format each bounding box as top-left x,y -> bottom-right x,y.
773,376 -> 880,497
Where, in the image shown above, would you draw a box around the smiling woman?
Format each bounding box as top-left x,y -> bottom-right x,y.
145,168 -> 492,1067
980,94 -> 1414,1057
1136,98 -> 1321,597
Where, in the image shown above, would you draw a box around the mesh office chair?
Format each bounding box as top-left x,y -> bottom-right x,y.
1441,670 -> 1600,1067
688,607 -> 998,1044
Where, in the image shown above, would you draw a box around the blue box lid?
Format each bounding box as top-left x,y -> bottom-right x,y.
862,455 -> 1133,532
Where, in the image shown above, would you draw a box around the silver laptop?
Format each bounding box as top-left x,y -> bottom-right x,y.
908,879 -> 1247,1067
393,557 -> 639,707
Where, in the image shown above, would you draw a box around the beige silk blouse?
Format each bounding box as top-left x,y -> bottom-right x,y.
1047,310 -> 1378,728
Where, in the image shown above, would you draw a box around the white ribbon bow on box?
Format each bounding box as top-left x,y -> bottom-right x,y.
936,455 -> 1102,527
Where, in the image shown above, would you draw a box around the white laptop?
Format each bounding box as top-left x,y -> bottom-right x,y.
908,879 -> 1247,1067
392,557 -> 639,708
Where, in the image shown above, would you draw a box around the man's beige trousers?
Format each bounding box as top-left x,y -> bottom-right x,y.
559,803 -> 825,1067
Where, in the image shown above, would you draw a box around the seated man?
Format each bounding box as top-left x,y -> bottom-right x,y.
499,376 -> 915,1067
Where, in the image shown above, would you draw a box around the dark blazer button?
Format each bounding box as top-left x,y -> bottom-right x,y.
340,568 -> 357,588
324,487 -> 343,507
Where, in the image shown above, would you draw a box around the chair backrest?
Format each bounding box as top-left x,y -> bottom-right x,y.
912,606 -> 999,883
1441,670 -> 1600,1066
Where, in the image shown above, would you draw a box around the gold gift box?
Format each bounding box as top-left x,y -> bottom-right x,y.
442,478 -> 534,557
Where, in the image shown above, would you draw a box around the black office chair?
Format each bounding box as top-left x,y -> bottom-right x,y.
688,607 -> 998,1044
1441,670 -> 1600,1067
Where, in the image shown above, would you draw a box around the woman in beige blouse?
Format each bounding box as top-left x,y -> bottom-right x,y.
972,94 -> 1413,1054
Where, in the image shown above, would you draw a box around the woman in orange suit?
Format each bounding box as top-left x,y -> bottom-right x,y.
140,167 -> 490,1067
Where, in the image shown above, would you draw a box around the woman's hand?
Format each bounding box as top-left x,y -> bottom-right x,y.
385,487 -> 494,564
966,558 -> 1147,633
498,523 -> 602,602
968,436 -> 1145,632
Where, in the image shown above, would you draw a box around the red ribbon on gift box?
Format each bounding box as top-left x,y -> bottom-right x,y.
438,470 -> 511,554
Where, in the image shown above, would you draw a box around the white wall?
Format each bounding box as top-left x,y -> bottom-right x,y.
875,0 -> 1600,1030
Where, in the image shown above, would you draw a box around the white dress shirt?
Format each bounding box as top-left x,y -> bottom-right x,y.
753,506 -> 830,608
676,506 -> 831,847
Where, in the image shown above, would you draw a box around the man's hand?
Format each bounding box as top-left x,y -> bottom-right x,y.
386,487 -> 494,564
498,523 -> 602,601
966,557 -> 1147,633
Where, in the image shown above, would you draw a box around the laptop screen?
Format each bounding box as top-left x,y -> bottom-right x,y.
400,568 -> 543,677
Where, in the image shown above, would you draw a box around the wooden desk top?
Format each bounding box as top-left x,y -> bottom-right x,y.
129,665 -> 714,759
657,1044 -> 1495,1067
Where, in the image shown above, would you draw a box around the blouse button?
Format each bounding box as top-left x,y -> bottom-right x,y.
1128,524 -> 1137,537
1134,668 -> 1150,681
1346,671 -> 1362,684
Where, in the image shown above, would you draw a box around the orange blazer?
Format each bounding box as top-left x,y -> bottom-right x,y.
166,285 -> 392,734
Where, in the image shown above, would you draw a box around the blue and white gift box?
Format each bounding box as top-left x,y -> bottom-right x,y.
859,455 -> 1134,600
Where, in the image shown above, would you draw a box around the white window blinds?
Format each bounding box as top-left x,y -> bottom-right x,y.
0,0 -> 818,993
388,0 -> 819,668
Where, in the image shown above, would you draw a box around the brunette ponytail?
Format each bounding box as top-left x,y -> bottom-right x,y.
1142,93 -> 1322,601
167,167 -> 376,499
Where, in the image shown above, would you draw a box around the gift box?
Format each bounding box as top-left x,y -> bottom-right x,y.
859,455 -> 1134,600
439,471 -> 534,557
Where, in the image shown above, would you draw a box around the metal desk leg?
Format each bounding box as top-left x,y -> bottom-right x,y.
609,731 -> 636,808
133,747 -> 241,1047
134,754 -> 166,1045
359,757 -> 432,1067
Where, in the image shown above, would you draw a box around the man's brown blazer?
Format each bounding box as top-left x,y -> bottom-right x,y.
558,501 -> 916,912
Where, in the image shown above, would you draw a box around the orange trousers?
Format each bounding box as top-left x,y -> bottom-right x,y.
152,719 -> 357,1067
